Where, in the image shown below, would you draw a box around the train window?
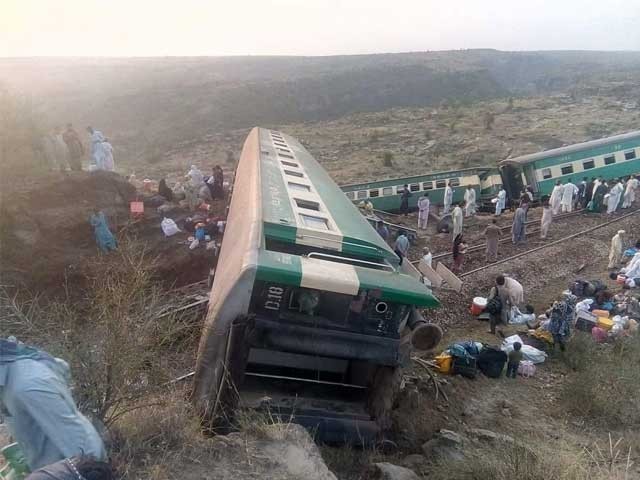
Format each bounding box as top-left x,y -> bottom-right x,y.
288,182 -> 311,192
294,198 -> 320,211
369,189 -> 380,197
422,181 -> 433,190
450,178 -> 460,187
560,165 -> 574,175
356,190 -> 367,199
280,160 -> 299,168
435,180 -> 446,188
345,191 -> 355,200
284,169 -> 304,178
583,159 -> 595,170
409,183 -> 420,192
279,152 -> 295,159
541,168 -> 552,179
624,150 -> 636,160
604,155 -> 616,165
300,214 -> 329,230
382,187 -> 393,196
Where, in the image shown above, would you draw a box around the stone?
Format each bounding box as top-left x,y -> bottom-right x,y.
401,454 -> 427,470
369,462 -> 420,480
468,428 -> 515,444
421,429 -> 466,462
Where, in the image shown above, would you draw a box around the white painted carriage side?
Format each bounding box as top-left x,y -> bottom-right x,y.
268,131 -> 346,251
299,256 -> 360,295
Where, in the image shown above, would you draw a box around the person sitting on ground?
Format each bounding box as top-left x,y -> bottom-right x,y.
0,338 -> 107,471
394,230 -> 410,265
509,304 -> 535,325
506,342 -> 523,379
26,456 -> 113,480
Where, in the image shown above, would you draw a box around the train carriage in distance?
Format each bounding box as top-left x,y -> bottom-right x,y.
500,130 -> 640,201
192,127 -> 441,443
340,167 -> 498,213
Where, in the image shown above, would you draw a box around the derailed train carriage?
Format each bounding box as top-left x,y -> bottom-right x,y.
192,128 -> 442,442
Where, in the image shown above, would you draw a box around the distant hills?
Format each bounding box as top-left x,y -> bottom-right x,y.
2,50 -> 640,157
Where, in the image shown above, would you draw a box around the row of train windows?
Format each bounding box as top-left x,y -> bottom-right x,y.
346,178 -> 461,200
541,149 -> 637,179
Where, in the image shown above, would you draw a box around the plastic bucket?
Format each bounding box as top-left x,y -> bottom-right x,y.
471,297 -> 487,315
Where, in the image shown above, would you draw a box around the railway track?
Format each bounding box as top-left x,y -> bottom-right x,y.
410,207 -> 640,275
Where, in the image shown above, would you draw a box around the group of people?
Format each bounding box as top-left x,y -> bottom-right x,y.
183,165 -> 225,211
549,176 -> 639,216
41,124 -> 115,173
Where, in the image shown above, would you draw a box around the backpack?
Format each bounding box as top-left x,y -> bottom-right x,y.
485,296 -> 502,315
477,346 -> 508,378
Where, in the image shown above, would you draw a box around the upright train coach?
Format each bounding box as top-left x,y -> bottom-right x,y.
192,127 -> 441,442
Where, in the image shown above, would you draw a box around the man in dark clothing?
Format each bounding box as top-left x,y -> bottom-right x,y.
577,177 -> 587,209
399,184 -> 411,216
62,124 -> 84,171
584,177 -> 596,208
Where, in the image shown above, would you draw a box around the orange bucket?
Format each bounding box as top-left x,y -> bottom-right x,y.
471,297 -> 487,315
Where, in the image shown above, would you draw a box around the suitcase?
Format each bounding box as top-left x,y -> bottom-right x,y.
452,356 -> 477,379
575,317 -> 596,332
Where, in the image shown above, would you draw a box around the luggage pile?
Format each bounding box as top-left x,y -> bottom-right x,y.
435,341 -> 509,379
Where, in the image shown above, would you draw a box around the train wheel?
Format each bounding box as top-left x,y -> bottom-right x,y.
366,365 -> 402,432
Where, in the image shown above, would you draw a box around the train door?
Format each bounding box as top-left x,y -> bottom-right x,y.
522,165 -> 539,194
500,165 -> 524,205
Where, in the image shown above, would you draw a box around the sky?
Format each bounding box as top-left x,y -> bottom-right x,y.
2,0 -> 640,57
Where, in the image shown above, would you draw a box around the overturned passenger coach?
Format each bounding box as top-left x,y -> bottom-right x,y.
192,127 -> 441,442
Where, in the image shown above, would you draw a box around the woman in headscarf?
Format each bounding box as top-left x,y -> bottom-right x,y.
451,234 -> 467,273
548,294 -> 576,352
158,179 -> 174,202
89,209 -> 117,253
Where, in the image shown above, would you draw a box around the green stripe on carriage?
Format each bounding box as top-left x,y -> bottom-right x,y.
536,158 -> 640,196
532,138 -> 640,169
256,250 -> 303,286
355,267 -> 440,308
263,222 -> 298,243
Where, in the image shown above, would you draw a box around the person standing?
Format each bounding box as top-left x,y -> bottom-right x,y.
506,342 -> 523,379
101,138 -> 115,172
484,219 -> 501,262
420,247 -> 433,286
451,234 -> 467,273
464,186 -> 476,217
540,198 -> 553,239
583,177 -> 595,208
443,181 -> 453,214
550,180 -> 563,215
592,179 -> 607,212
394,230 -> 410,265
89,210 -> 117,253
399,185 -> 411,216
86,126 -> 106,170
62,123 -> 84,171
622,177 -> 638,209
548,295 -> 576,352
376,221 -> 390,242
53,126 -> 69,171
561,178 -> 578,213
577,177 -> 587,210
607,179 -> 624,215
609,230 -> 625,269
519,190 -> 531,218
417,193 -> 430,230
511,206 -> 526,244
451,202 -> 463,238
494,187 -> 506,216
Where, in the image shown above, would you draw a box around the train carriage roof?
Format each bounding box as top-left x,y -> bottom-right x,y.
257,128 -> 398,263
500,130 -> 640,167
340,166 -> 496,191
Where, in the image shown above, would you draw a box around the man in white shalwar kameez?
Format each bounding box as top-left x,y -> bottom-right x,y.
87,127 -> 106,170
464,187 -> 476,217
622,177 -> 639,208
549,180 -> 563,215
417,193 -> 430,230
494,188 -> 506,216
101,139 -> 115,172
609,230 -> 625,269
561,179 -> 579,213
451,203 -> 463,238
607,180 -> 624,215
443,183 -> 453,214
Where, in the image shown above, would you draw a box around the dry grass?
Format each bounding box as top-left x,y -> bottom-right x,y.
560,333 -> 640,428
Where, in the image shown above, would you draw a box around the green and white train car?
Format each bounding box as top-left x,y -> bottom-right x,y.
500,130 -> 640,200
193,127 -> 440,441
340,167 -> 496,212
